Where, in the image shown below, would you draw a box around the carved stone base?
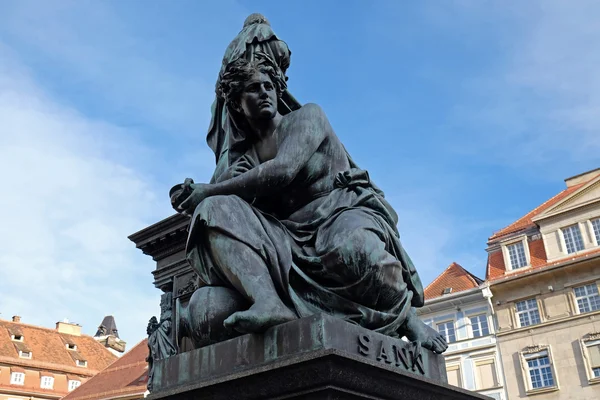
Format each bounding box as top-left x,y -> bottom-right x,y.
148,314 -> 490,400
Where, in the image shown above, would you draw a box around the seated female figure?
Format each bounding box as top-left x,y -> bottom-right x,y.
172,56 -> 447,354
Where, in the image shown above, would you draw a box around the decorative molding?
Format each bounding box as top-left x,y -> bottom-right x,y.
177,273 -> 199,297
523,344 -> 549,354
584,331 -> 600,341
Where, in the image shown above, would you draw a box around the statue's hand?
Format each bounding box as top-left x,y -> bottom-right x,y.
232,156 -> 253,178
178,183 -> 212,216
170,178 -> 194,212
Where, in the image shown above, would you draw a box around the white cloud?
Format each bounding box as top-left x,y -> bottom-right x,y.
0,42 -> 166,344
444,0 -> 600,172
0,0 -> 214,137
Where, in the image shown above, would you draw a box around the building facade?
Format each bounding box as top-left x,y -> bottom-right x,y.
0,316 -> 117,400
61,339 -> 148,400
486,168 -> 600,399
419,262 -> 508,400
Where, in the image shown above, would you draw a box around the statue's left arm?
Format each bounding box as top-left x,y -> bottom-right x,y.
178,104 -> 329,213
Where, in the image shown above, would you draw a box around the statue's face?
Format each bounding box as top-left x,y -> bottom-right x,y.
239,71 -> 277,121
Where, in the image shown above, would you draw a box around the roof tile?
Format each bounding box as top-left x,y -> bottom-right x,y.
62,339 -> 148,400
424,262 -> 483,300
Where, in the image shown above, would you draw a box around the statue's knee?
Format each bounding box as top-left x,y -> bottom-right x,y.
197,195 -> 242,218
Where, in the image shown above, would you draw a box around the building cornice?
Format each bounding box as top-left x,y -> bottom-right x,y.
420,287 -> 485,314
489,251 -> 600,287
128,214 -> 189,261
0,385 -> 65,399
0,356 -> 98,377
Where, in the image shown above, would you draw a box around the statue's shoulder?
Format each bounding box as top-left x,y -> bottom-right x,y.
288,103 -> 328,120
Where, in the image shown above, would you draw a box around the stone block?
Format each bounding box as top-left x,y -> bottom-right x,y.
149,314 -> 490,400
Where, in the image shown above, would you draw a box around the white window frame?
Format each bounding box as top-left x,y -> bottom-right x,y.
468,313 -> 491,338
501,236 -> 531,272
76,359 -> 88,367
66,343 -> 77,351
18,350 -> 32,359
11,334 -> 23,342
561,223 -> 585,254
436,320 -> 457,343
40,376 -> 54,389
445,359 -> 463,388
10,372 -> 25,385
519,345 -> 559,394
573,282 -> 600,314
590,218 -> 600,246
580,334 -> 600,384
515,298 -> 542,327
68,380 -> 81,391
472,356 -> 500,390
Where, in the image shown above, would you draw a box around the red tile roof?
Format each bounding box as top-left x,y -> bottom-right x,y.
0,318 -> 117,398
486,170 -> 600,281
62,339 -> 148,400
424,262 -> 483,300
488,184 -> 584,241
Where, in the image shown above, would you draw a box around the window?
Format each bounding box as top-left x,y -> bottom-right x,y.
19,351 -> 32,359
516,298 -> 541,327
592,218 -> 600,245
470,314 -> 490,338
527,355 -> 555,389
574,283 -> 600,313
40,376 -> 54,389
562,224 -> 585,254
437,321 -> 456,343
507,241 -> 528,269
581,338 -> 600,382
76,360 -> 87,367
474,358 -> 499,389
66,343 -> 77,350
68,380 -> 81,391
10,372 -> 25,385
446,364 -> 462,388
11,334 -> 23,341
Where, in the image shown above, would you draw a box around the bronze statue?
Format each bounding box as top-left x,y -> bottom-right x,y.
170,14 -> 447,355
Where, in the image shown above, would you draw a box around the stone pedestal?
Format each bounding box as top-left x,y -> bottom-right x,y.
148,314 -> 489,400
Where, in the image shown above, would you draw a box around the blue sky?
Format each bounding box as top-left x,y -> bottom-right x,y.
0,0 -> 598,346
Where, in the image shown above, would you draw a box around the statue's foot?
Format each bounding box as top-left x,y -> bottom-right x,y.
402,310 -> 448,354
223,300 -> 297,334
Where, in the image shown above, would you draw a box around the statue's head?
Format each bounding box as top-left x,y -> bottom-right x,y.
243,13 -> 270,27
218,55 -> 285,122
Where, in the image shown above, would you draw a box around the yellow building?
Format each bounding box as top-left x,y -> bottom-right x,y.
486,168 -> 600,399
0,316 -> 117,400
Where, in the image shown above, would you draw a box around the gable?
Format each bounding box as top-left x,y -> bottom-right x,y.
535,175 -> 600,221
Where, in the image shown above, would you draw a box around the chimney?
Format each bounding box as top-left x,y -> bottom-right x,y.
12,316 -> 21,323
56,319 -> 82,336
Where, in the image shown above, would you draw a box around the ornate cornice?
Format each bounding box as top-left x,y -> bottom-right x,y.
584,332 -> 600,342
523,344 -> 549,354
129,214 -> 189,261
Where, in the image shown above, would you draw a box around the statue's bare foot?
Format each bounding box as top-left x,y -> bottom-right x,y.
402,309 -> 448,354
223,300 -> 297,334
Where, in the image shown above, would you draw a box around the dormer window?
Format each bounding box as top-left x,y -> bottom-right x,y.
76,360 -> 87,367
501,237 -> 531,271
442,287 -> 452,295
66,343 -> 77,351
11,334 -> 23,342
19,351 -> 32,359
507,242 -> 528,269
